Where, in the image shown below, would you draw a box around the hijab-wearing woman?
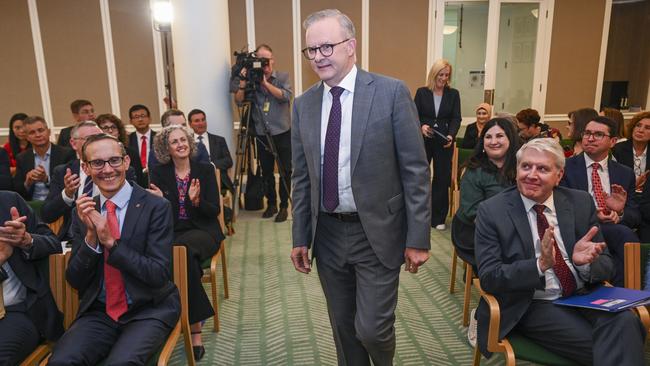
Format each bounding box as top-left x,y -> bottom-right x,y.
613,111 -> 650,191
148,125 -> 224,361
461,103 -> 492,149
414,59 -> 462,230
4,113 -> 31,169
95,113 -> 146,187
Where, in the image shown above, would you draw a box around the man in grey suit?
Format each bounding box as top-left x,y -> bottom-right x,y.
475,138 -> 645,365
290,9 -> 431,366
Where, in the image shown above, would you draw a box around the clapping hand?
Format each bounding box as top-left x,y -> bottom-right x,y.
0,242 -> 13,265
76,195 -> 98,247
146,183 -> 163,197
0,207 -> 30,248
604,184 -> 626,214
64,168 -> 81,198
572,226 -> 606,266
188,179 -> 200,206
596,208 -> 620,224
538,227 -> 556,272
636,171 -> 649,192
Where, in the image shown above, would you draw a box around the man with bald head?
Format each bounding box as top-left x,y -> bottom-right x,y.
290,9 -> 431,366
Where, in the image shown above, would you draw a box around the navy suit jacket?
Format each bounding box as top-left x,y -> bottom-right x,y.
66,184 -> 179,327
475,186 -> 613,357
560,153 -> 640,228
13,144 -> 75,200
0,148 -> 12,190
0,191 -> 63,341
41,159 -> 137,240
128,130 -> 159,169
205,133 -> 233,191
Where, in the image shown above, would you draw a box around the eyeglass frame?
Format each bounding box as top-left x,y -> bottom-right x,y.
86,155 -> 127,170
301,39 -> 350,60
99,124 -> 118,132
581,130 -> 611,140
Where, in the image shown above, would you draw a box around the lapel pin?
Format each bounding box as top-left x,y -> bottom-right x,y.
136,203 -> 141,208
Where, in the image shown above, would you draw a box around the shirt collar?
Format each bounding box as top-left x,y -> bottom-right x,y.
323,64 -> 357,96
136,130 -> 151,140
584,153 -> 608,170
196,132 -> 208,140
100,181 -> 133,211
520,192 -> 556,215
33,144 -> 52,159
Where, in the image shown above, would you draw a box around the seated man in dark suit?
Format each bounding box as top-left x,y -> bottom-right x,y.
560,116 -> 640,286
57,99 -> 96,149
41,122 -> 136,241
127,104 -> 158,174
187,109 -> 234,192
48,134 -> 180,365
475,138 -> 645,365
0,149 -> 12,191
13,116 -> 75,201
0,191 -> 63,365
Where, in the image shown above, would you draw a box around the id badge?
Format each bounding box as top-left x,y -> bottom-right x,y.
263,101 -> 270,113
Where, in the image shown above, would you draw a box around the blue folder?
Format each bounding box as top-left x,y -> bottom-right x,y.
553,286 -> 650,312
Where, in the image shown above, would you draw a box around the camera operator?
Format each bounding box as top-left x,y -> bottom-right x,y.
231,44 -> 292,223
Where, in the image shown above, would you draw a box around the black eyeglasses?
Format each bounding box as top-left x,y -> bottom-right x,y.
581,131 -> 610,140
87,156 -> 126,170
100,125 -> 117,132
302,39 -> 349,60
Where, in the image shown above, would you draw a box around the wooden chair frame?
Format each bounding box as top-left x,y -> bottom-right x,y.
624,242 -> 650,330
200,168 -> 230,332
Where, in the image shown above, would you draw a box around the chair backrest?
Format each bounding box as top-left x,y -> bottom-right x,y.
47,216 -> 65,237
48,254 -> 66,312
63,251 -> 79,329
214,168 -> 226,232
624,242 -> 650,290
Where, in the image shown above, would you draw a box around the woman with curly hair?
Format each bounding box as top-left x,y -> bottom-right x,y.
95,113 -> 146,187
148,125 -> 223,361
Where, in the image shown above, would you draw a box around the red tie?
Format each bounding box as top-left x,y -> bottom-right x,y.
140,135 -> 147,169
533,204 -> 577,297
591,162 -> 610,214
104,200 -> 128,321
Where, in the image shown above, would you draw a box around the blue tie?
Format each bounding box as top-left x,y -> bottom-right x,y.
82,175 -> 93,196
197,136 -> 210,162
323,86 -> 344,212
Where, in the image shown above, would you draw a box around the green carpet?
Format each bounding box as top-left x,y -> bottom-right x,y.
165,212 -> 650,365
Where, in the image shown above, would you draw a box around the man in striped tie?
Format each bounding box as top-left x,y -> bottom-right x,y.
48,133 -> 180,365
474,138 -> 645,365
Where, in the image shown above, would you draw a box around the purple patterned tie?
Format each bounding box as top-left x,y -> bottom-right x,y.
323,86 -> 345,212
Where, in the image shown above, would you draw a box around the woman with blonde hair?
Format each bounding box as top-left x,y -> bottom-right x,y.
414,59 -> 461,230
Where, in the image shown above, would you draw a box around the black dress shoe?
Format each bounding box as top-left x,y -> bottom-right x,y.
274,208 -> 288,222
262,206 -> 278,218
193,345 -> 205,361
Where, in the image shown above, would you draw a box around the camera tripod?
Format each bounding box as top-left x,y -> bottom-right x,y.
232,100 -> 292,217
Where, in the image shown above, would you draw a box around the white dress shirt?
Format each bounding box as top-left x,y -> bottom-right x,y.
584,154 -> 611,208
320,65 -> 358,213
520,194 -> 589,300
1,262 -> 27,307
195,132 -> 210,155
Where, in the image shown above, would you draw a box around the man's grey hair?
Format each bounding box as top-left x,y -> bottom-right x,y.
303,9 -> 356,38
516,138 -> 566,170
71,121 -> 99,138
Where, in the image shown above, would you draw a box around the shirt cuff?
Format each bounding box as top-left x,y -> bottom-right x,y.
62,189 -> 75,206
85,239 -> 103,254
575,263 -> 591,279
536,258 -> 544,277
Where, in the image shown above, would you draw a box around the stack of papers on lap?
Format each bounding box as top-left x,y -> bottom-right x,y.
553,286 -> 650,312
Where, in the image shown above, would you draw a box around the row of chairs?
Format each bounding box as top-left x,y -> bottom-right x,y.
20,168 -> 232,365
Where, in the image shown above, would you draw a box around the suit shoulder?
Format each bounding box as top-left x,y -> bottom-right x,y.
0,190 -> 22,202
479,186 -> 518,213
555,185 -> 592,202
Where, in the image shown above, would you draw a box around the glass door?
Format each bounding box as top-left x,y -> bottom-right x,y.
432,0 -> 552,118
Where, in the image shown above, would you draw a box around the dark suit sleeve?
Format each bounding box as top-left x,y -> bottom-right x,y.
41,164 -> 71,223
413,87 -> 430,126
106,198 -> 174,289
447,89 -> 462,138
291,99 -> 312,247
0,149 -> 12,191
13,152 -> 31,199
189,164 -> 220,219
65,209 -> 103,291
211,136 -> 233,170
620,166 -> 641,228
475,202 -> 542,293
14,193 -> 62,260
460,124 -> 477,149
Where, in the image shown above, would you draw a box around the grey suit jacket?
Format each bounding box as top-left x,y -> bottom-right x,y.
291,68 -> 431,269
474,186 -> 614,357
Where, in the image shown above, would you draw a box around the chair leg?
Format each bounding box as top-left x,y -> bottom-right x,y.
472,344 -> 481,366
210,253 -> 220,333
221,242 -> 229,299
449,248 -> 458,294
462,265 -> 473,327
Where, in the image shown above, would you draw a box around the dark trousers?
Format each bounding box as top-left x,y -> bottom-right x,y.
314,214 -> 400,366
515,300 -> 646,366
256,130 -> 292,208
48,307 -> 172,366
0,309 -> 40,366
601,223 -> 639,286
424,138 -> 453,226
175,229 -> 219,324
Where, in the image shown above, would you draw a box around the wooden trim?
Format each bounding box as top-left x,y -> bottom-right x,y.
27,0 -> 53,127
594,0 -> 613,110
624,242 -> 641,290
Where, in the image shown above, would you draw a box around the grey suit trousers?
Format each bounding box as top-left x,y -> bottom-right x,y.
314,213 -> 400,366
